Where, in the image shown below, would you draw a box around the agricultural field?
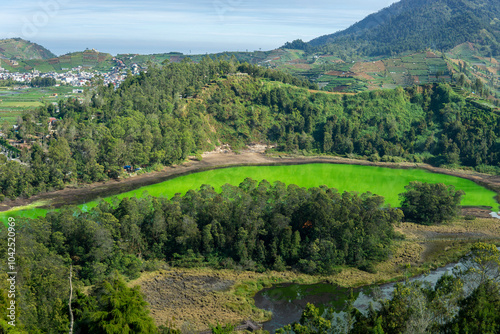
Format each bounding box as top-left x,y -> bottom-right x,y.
446,42 -> 500,93
259,49 -> 454,92
0,86 -> 75,125
0,38 -> 55,60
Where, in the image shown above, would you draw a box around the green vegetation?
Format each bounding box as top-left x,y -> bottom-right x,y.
107,164 -> 496,209
400,182 -> 465,225
1,59 -> 500,205
29,77 -> 56,88
2,163 -> 497,221
0,38 -> 55,60
0,86 -> 74,125
73,276 -> 158,334
277,242 -> 500,334
308,0 -> 500,58
0,179 -> 404,332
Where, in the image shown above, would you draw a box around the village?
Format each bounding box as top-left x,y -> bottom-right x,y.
0,64 -> 140,163
0,66 -> 129,88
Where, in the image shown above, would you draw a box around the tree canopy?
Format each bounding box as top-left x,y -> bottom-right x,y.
399,181 -> 464,225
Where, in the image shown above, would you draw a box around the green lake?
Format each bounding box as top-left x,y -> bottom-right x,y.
1,163 -> 498,220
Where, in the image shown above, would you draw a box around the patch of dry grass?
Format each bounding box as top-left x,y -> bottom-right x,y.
129,267 -> 322,331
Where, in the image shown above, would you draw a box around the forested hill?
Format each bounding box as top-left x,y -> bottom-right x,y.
306,0 -> 500,57
1,58 -> 500,201
0,38 -> 56,60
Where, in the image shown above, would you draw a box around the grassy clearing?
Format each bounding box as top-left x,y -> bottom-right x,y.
0,101 -> 42,107
129,267 -> 318,331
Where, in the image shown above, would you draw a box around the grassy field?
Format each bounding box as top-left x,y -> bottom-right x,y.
97,164 -> 498,209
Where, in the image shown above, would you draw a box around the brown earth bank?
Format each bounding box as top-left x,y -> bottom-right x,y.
1,148 -> 500,213
130,218 -> 500,332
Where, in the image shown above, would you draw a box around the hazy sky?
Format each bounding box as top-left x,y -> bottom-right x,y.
2,0 -> 398,56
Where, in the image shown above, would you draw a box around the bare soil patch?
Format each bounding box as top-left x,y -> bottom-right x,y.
289,64 -> 312,70
325,70 -> 355,77
426,51 -> 438,58
354,72 -> 375,80
487,66 -> 498,74
351,61 -> 386,73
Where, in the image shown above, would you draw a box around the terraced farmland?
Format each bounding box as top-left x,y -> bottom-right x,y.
0,86 -> 74,125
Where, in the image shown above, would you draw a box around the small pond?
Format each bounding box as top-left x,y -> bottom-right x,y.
255,247 -> 500,333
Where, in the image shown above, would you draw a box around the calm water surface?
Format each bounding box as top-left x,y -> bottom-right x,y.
254,263 -> 458,333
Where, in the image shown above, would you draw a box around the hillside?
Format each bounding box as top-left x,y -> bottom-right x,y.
37,49 -> 115,72
1,59 -> 500,202
0,49 -> 115,72
0,38 -> 56,60
308,0 -> 500,57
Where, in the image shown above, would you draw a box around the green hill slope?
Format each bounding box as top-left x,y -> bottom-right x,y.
308,0 -> 500,57
0,38 -> 56,60
0,49 -> 115,73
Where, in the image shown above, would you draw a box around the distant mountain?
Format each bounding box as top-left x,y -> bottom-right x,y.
0,38 -> 56,60
307,0 -> 500,57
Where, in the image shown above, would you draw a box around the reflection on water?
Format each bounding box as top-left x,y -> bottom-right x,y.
256,246 -> 500,333
254,283 -> 368,332
254,263 -> 458,333
353,263 -> 457,312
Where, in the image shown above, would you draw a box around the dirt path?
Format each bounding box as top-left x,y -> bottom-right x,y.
1,149 -> 499,212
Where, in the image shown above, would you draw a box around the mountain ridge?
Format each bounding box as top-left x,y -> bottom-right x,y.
307,0 -> 500,57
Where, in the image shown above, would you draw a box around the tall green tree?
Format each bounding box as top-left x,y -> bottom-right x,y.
399,182 -> 464,225
76,276 -> 157,334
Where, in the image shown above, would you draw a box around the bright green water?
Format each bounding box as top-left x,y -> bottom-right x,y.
1,163 -> 498,221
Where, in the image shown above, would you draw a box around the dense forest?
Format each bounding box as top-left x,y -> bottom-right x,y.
0,180 -> 402,332
277,243 -> 500,334
1,58 -> 499,201
307,0 -> 500,57
0,186 -> 496,333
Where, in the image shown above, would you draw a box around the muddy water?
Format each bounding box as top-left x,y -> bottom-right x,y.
254,263 -> 458,333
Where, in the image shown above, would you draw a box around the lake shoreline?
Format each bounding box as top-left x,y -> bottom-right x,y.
1,149 -> 500,213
